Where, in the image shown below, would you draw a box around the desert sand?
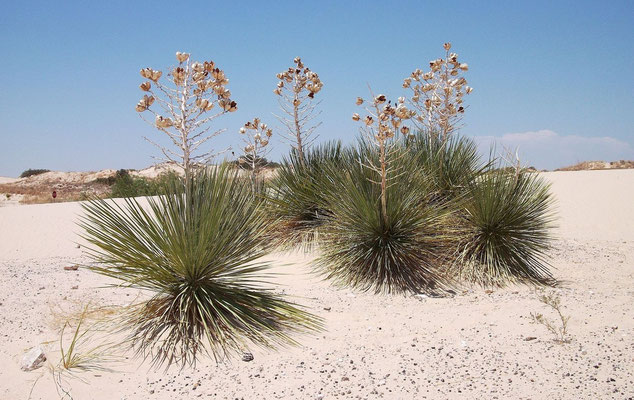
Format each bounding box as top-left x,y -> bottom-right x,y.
0,169 -> 633,399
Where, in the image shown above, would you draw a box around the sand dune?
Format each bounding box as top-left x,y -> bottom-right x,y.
0,170 -> 632,399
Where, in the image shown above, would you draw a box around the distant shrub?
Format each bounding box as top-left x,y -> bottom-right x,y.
19,169 -> 50,178
109,170 -> 178,198
92,169 -> 125,186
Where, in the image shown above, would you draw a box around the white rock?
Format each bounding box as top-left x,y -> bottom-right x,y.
21,347 -> 46,371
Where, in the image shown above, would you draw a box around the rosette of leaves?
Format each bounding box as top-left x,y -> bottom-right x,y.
80,166 -> 321,368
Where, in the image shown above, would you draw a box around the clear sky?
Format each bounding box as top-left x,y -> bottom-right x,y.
1,0 -> 632,176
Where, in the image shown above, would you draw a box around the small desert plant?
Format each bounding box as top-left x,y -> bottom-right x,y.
80,166 -> 320,367
58,307 -> 116,372
19,168 -> 50,178
457,167 -> 556,286
530,292 -> 571,343
403,42 -> 472,141
273,57 -> 323,165
43,306 -> 119,399
79,51 -> 320,370
238,117 -> 273,188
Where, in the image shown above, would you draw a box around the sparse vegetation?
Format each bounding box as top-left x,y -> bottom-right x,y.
57,306 -> 115,372
556,160 -> 634,171
530,292 -> 571,343
72,44 -> 557,370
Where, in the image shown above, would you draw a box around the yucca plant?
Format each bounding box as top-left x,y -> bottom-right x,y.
457,167 -> 556,286
313,140 -> 461,294
265,141 -> 346,249
80,166 -> 320,368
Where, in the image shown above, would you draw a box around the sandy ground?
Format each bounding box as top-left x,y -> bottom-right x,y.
0,169 -> 632,399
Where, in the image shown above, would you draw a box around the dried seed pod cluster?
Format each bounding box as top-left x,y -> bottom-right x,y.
136,51 -> 237,118
353,94 -> 415,141
134,51 -> 238,173
353,91 -> 415,225
238,118 -> 273,181
404,42 -> 472,140
239,117 -> 273,153
274,57 -> 323,100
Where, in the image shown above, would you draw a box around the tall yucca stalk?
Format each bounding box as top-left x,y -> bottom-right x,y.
80,166 -> 320,368
351,92 -> 415,225
273,57 -> 323,165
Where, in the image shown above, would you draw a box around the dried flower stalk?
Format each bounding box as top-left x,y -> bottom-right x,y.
238,118 -> 273,188
273,57 -> 323,166
353,90 -> 414,224
135,51 -> 237,179
404,42 -> 472,141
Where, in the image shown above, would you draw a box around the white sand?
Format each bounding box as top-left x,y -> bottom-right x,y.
0,170 -> 633,399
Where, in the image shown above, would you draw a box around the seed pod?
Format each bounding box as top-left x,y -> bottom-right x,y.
374,94 -> 387,104
204,61 -> 215,71
176,52 -> 190,63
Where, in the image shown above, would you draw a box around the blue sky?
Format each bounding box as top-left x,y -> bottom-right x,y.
1,0 -> 632,176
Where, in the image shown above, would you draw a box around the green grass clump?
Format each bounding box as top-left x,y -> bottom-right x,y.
79,165 -> 320,368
